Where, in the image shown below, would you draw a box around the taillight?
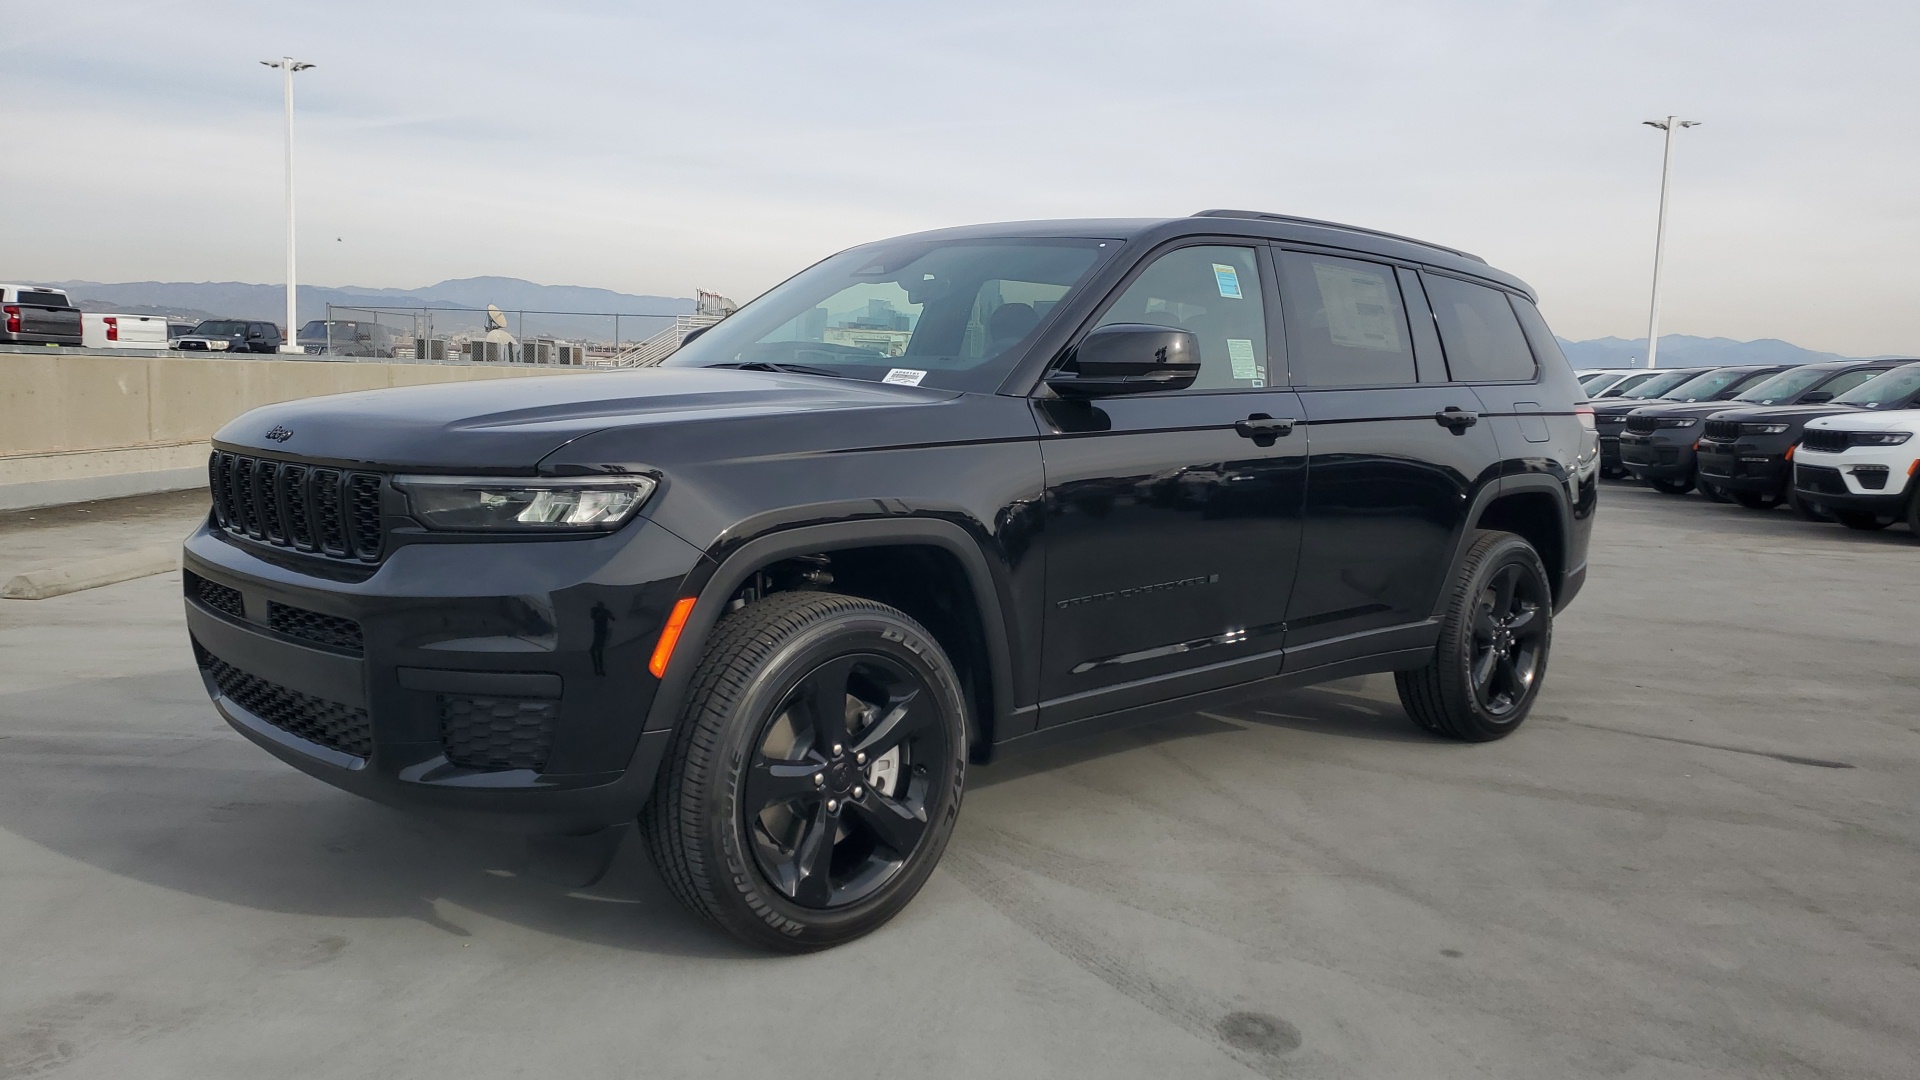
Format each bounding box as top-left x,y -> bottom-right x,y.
1575,405 -> 1596,432
104,316 -> 119,341
3,306 -> 18,334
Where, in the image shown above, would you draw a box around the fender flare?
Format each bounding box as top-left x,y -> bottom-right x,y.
640,517 -> 1020,755
1433,470 -> 1574,617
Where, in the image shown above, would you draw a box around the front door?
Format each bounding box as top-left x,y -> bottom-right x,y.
1035,243 -> 1306,726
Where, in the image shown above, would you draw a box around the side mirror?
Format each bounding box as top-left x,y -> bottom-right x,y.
1799,390 -> 1834,404
1047,323 -> 1201,398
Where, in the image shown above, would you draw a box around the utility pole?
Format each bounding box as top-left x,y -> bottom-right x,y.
262,57 -> 316,353
1641,116 -> 1700,369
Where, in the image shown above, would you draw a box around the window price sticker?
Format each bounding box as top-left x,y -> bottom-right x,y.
1212,263 -> 1243,299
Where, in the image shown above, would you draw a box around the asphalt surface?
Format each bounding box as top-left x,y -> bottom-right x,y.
1,482 -> 1916,1079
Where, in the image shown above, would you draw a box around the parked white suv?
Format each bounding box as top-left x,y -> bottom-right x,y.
1792,409 -> 1920,534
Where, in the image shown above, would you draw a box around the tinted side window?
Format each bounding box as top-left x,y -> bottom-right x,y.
1092,245 -> 1268,391
1276,252 -> 1415,387
1426,275 -> 1537,382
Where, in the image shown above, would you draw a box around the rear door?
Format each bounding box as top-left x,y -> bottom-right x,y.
1278,250 -> 1500,668
1035,242 -> 1306,725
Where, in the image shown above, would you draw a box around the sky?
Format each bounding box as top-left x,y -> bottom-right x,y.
3,0 -> 1917,355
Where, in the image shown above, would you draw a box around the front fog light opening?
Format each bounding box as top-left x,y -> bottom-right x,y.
395,475 -> 657,531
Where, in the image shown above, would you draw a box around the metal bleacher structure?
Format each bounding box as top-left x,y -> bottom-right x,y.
591,290 -> 738,369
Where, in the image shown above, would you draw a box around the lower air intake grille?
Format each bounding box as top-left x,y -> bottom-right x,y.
439,696 -> 558,772
268,602 -> 364,654
195,643 -> 372,759
1796,463 -> 1848,496
186,571 -> 245,621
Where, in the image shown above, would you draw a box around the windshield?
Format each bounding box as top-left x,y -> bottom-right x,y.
662,237 -> 1116,392
1618,370 -> 1697,399
1663,368 -> 1768,401
299,321 -> 368,338
1594,372 -> 1655,398
1579,372 -> 1624,391
192,321 -> 247,336
1732,366 -> 1832,404
1832,362 -> 1920,408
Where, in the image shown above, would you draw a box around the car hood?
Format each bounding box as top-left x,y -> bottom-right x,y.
1616,401 -> 1732,419
1703,403 -> 1854,425
1804,408 -> 1920,432
211,367 -> 961,471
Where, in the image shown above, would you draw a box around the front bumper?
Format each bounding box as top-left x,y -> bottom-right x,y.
1792,450 -> 1915,516
182,520 -> 703,833
1695,439 -> 1790,492
1617,429 -> 1699,480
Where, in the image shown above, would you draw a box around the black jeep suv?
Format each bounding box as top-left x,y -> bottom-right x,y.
1696,361 -> 1920,511
1591,367 -> 1710,478
181,212 -> 1596,950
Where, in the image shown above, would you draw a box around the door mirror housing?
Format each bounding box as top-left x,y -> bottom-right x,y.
1047,323 -> 1201,397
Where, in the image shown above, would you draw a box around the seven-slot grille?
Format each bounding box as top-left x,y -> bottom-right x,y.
1701,419 -> 1741,442
1799,428 -> 1854,453
1624,414 -> 1660,434
208,451 -> 383,561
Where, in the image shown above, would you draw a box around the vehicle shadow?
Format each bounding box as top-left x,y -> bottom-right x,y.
0,669 -> 753,960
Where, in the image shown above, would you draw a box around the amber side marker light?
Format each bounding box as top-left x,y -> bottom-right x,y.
649,597 -> 698,678
1785,443 -> 1796,460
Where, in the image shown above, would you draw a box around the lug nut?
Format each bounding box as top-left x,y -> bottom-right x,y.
813,772 -> 825,787
826,799 -> 839,813
855,751 -> 867,765
852,786 -> 864,798
832,743 -> 844,756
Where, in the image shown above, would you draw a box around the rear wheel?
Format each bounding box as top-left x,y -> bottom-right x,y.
1647,475 -> 1694,495
641,591 -> 968,952
1732,489 -> 1783,510
1834,509 -> 1892,531
1396,531 -> 1552,742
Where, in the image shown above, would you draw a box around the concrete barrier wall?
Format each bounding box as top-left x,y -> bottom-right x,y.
0,353 -> 586,510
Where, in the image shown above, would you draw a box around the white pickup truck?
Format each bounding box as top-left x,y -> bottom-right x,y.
81,312 -> 171,350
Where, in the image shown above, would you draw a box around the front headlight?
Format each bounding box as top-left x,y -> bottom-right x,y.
1853,431 -> 1913,446
1655,417 -> 1700,428
1740,423 -> 1790,435
394,475 -> 656,531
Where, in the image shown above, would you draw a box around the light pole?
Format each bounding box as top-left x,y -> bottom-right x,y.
1640,116 -> 1700,369
261,57 -> 316,353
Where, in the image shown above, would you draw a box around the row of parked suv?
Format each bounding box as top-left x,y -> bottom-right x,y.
1585,360 -> 1920,536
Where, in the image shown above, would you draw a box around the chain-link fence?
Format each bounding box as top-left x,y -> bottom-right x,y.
307,304 -> 692,366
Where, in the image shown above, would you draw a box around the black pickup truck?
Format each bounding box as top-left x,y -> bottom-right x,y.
182,212 -> 1596,950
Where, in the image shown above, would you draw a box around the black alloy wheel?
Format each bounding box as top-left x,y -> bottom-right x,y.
1397,530 -> 1553,741
642,591 -> 967,951
1732,489 -> 1784,510
1834,509 -> 1892,531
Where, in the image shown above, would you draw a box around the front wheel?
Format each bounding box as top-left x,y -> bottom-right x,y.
1396,531 -> 1553,742
1647,475 -> 1694,495
1732,489 -> 1783,510
641,591 -> 968,951
1834,509 -> 1892,531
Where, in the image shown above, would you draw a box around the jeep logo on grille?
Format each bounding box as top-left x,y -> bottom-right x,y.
264,426 -> 294,443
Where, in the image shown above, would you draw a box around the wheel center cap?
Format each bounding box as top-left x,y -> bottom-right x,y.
828,760 -> 856,793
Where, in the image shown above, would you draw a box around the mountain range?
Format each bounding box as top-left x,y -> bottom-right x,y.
12,276 -> 1890,364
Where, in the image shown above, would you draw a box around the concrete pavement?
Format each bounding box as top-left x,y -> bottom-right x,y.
1,483 -> 1916,1079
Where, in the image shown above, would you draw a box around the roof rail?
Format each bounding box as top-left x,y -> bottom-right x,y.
1191,209 -> 1487,264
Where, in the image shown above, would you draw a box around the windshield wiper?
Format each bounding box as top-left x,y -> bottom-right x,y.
704,361 -> 847,379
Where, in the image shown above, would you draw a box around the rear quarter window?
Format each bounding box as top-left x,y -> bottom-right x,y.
1425,275 -> 1538,382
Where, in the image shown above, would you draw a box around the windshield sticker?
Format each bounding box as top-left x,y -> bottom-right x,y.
881,368 -> 928,386
1313,262 -> 1403,353
1212,264 -> 1244,300
1227,338 -> 1261,381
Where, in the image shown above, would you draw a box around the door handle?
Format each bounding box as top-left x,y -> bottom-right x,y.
1233,414 -> 1296,447
1435,407 -> 1479,435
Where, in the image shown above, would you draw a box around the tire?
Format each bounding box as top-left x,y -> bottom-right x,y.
1396,530 -> 1553,742
1646,475 -> 1693,495
640,591 -> 968,952
1834,509 -> 1891,531
1789,486 -> 1833,522
1732,489 -> 1783,510
1907,490 -> 1920,538
1699,478 -> 1731,503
